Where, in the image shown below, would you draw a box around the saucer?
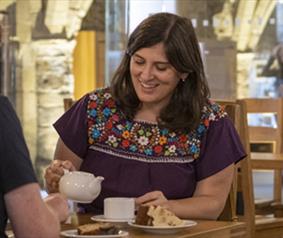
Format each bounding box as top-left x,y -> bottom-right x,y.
91,215 -> 135,223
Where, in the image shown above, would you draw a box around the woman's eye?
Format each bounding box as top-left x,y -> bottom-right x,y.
156,65 -> 167,71
135,60 -> 144,65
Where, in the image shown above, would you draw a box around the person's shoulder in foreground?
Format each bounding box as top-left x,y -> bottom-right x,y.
0,95 -> 69,238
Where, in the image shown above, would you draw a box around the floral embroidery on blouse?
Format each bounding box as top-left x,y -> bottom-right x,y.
87,88 -> 227,163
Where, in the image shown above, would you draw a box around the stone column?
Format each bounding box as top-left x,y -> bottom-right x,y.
16,0 -> 39,164
276,3 -> 283,43
33,39 -> 75,185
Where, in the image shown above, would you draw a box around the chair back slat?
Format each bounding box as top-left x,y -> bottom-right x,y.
244,98 -> 283,154
236,99 -> 256,238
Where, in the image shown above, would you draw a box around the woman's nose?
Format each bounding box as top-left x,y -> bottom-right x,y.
140,65 -> 154,80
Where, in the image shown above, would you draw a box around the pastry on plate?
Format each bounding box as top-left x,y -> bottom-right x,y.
77,222 -> 118,235
135,205 -> 184,227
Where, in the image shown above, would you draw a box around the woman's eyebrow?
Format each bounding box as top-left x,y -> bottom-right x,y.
133,53 -> 169,64
133,53 -> 143,59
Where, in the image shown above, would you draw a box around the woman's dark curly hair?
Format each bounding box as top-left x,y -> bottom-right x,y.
110,12 -> 210,132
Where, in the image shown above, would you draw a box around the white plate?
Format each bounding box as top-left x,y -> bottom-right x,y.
128,220 -> 197,234
60,229 -> 129,238
70,199 -> 93,204
91,215 -> 134,223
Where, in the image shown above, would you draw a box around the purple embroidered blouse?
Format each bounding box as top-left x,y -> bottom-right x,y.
54,88 -> 246,214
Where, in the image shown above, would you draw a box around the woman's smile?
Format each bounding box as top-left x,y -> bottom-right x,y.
138,79 -> 160,90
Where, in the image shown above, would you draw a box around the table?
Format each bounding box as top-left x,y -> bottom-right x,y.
60,213 -> 246,238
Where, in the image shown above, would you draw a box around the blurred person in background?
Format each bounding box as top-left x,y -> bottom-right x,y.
261,43 -> 283,97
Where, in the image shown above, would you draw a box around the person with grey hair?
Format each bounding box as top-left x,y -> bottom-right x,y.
45,12 -> 245,220
261,43 -> 283,97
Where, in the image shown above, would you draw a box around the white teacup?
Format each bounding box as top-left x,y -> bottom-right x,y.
59,170 -> 104,203
104,197 -> 135,220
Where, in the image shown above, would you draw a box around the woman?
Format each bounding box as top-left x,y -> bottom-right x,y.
45,12 -> 245,220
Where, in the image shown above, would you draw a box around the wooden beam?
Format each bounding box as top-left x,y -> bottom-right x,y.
248,0 -> 276,50
0,0 -> 15,11
233,0 -> 258,51
29,0 -> 41,28
65,0 -> 93,38
16,0 -> 32,43
45,0 -> 69,34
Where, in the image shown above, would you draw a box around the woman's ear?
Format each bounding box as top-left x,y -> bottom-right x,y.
180,73 -> 189,81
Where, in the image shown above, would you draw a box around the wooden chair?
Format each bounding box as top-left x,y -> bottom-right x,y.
63,98 -> 75,111
243,98 -> 283,209
218,99 -> 283,238
216,100 -> 255,238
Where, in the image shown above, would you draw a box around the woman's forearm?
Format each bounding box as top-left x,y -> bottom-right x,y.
168,195 -> 225,220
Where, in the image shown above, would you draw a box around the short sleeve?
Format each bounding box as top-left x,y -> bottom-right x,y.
53,94 -> 89,158
195,116 -> 246,181
0,97 -> 37,194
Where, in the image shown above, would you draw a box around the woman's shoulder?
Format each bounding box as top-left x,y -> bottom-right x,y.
87,87 -> 119,122
195,100 -> 227,134
201,100 -> 227,123
88,87 -> 113,104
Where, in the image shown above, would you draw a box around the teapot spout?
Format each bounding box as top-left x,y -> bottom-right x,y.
96,176 -> 104,182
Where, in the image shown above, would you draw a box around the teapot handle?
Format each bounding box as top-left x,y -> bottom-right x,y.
62,168 -> 70,175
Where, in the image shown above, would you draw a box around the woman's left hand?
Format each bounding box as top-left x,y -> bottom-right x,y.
135,191 -> 169,209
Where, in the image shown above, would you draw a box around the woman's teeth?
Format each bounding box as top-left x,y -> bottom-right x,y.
141,82 -> 158,89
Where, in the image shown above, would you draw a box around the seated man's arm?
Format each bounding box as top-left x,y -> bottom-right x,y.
5,183 -> 68,238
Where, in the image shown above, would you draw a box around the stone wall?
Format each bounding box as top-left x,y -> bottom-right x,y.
33,39 -> 75,185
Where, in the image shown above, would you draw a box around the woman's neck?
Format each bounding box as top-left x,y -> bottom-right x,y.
134,104 -> 162,123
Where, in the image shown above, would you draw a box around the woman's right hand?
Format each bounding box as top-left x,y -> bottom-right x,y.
44,160 -> 76,193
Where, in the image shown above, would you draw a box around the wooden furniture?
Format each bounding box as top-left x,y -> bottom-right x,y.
217,101 -> 240,223
216,100 -> 255,238
244,98 -> 283,154
63,98 -> 75,111
60,213 -> 246,238
243,98 -> 283,205
220,99 -> 283,238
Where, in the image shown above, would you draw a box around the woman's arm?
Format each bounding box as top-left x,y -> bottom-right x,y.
54,138 -> 83,169
5,183 -> 69,238
135,164 -> 234,220
44,138 -> 83,193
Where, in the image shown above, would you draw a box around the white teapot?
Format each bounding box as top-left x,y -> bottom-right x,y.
59,170 -> 104,203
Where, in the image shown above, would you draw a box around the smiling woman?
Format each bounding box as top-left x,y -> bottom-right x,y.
44,12 -> 246,220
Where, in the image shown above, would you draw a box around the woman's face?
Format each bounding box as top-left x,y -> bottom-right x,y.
130,43 -> 184,110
